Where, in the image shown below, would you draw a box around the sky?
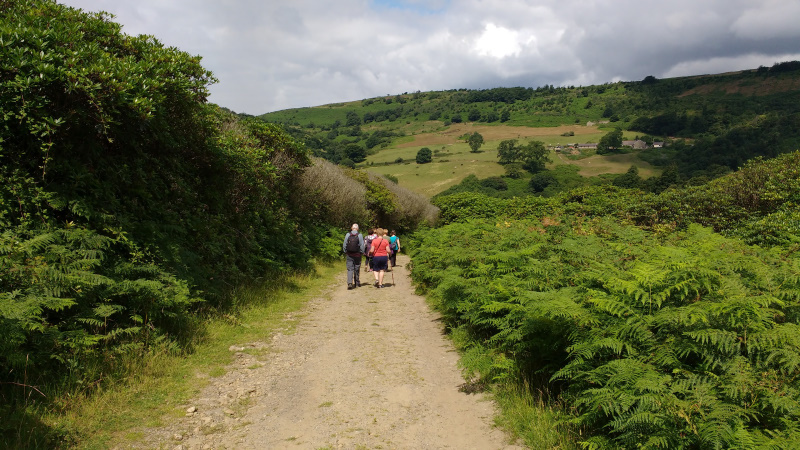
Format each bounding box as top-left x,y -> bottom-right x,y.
58,0 -> 800,115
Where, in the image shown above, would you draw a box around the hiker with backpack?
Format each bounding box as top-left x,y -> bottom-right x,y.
342,224 -> 364,290
388,230 -> 401,267
369,228 -> 391,288
364,228 -> 376,273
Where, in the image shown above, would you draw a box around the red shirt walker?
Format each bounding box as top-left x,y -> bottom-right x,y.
371,238 -> 390,257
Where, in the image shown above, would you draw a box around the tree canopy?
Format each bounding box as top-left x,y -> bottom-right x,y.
416,147 -> 432,164
497,139 -> 549,172
597,128 -> 624,154
467,132 -> 484,153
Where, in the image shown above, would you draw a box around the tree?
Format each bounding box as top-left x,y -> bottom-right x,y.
468,108 -> 481,122
416,147 -> 432,164
345,144 -> 366,163
498,139 -> 549,172
504,163 -> 524,179
520,141 -> 550,173
500,109 -> 511,122
346,111 -> 361,127
497,139 -> 521,165
467,132 -> 484,153
612,165 -> 643,189
529,171 -> 558,192
450,113 -> 463,124
597,128 -> 623,154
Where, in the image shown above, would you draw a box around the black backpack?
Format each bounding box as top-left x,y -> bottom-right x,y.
345,233 -> 360,253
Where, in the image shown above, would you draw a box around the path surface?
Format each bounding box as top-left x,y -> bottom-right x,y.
139,255 -> 522,449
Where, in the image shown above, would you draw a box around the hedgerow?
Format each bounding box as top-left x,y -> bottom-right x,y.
0,0 -> 317,420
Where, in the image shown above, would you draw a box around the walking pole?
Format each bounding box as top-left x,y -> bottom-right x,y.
391,249 -> 395,286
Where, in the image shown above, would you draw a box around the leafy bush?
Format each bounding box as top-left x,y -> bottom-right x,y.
0,0 -> 312,400
416,147 -> 433,164
410,218 -> 800,448
480,176 -> 507,191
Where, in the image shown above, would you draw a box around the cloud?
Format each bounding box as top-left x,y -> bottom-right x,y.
58,0 -> 800,114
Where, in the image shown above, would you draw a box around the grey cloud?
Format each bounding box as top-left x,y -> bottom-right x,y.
58,0 -> 800,114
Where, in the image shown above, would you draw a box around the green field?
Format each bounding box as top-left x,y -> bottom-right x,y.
364,123 -> 657,196
366,144 -> 505,197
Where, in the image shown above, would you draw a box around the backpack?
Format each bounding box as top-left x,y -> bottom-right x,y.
345,233 -> 360,253
364,236 -> 374,255
390,236 -> 398,251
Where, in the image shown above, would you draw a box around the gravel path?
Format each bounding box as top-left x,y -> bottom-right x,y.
139,255 -> 522,449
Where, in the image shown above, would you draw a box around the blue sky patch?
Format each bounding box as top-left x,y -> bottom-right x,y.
371,0 -> 449,15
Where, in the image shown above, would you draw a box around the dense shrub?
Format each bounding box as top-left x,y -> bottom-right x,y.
295,157 -> 370,227
411,218 -> 800,448
295,159 -> 437,232
0,0 -> 312,400
416,147 -> 433,164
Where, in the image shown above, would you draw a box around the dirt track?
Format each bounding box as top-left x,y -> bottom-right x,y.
136,254 -> 522,449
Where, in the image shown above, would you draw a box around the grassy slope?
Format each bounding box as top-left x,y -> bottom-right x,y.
261,68 -> 800,197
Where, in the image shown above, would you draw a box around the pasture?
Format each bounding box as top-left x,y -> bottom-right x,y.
365,123 -> 657,196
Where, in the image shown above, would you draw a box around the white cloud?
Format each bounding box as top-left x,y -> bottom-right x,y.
57,0 -> 800,114
474,24 -> 527,59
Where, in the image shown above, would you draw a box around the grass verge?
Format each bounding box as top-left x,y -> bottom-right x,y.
419,293 -> 577,449
492,382 -> 578,449
8,262 -> 340,449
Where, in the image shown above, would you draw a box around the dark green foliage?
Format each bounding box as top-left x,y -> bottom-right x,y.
596,129 -> 623,154
520,141 -> 550,173
466,87 -> 534,103
529,171 -> 558,192
435,174 -> 535,200
612,165 -> 643,188
0,0 -> 315,405
411,217 -> 800,449
415,153 -> 800,447
345,143 -> 367,163
438,152 -> 800,239
416,147 -> 433,164
480,176 -> 507,191
346,110 -> 361,126
497,139 -> 521,165
468,108 -> 482,122
497,139 -> 550,173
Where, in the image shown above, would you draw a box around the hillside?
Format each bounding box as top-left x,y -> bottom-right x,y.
261,63 -> 800,196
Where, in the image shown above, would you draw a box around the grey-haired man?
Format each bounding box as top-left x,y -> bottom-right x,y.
342,223 -> 364,289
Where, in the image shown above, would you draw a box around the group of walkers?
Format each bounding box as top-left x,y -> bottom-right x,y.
342,224 -> 401,290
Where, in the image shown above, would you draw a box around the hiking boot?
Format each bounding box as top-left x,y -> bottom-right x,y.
347,283 -> 354,290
